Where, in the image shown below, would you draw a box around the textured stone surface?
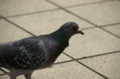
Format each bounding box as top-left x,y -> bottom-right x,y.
66,1 -> 120,26
0,0 -> 57,17
102,24 -> 120,37
64,28 -> 120,58
79,52 -> 120,79
0,70 -> 4,75
0,68 -> 9,79
0,0 -> 120,79
50,0 -> 111,7
8,9 -> 94,35
0,19 -> 31,43
54,54 -> 72,63
31,61 -> 104,79
0,75 -> 9,79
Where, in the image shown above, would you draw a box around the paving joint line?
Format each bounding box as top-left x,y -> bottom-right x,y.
78,61 -> 109,79
54,60 -> 73,65
5,8 -> 60,18
0,16 -> 2,19
63,52 -> 109,79
76,50 -> 120,60
81,26 -> 96,30
98,22 -> 120,27
2,0 -> 117,18
0,15 -> 4,19
0,68 -> 10,76
65,0 -> 117,8
99,27 -> 120,38
0,74 -> 5,76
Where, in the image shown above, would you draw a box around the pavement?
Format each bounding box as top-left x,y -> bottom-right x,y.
0,0 -> 120,79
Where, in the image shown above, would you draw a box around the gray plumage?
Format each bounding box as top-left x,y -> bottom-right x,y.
0,22 -> 84,79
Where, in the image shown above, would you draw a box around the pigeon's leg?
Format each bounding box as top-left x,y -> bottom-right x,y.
10,76 -> 16,79
10,72 -> 17,79
24,72 -> 33,79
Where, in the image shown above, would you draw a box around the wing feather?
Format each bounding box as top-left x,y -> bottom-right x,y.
0,37 -> 47,70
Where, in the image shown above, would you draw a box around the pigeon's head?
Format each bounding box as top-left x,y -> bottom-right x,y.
60,22 -> 84,36
52,22 -> 84,42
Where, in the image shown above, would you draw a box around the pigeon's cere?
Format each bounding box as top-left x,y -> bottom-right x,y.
0,22 -> 84,79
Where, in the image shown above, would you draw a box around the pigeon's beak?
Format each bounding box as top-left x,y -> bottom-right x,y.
76,30 -> 84,35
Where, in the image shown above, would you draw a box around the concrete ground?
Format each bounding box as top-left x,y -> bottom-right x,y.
0,0 -> 120,79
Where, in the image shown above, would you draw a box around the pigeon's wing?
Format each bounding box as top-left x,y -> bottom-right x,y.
0,37 -> 48,70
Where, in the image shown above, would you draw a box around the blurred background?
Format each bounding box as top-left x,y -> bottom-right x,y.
0,0 -> 120,79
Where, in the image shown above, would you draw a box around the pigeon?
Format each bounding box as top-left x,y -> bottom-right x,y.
0,22 -> 84,79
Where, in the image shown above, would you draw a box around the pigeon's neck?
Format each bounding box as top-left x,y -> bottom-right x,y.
51,30 -> 71,44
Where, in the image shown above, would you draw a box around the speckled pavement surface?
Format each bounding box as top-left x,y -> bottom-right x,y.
0,0 -> 120,79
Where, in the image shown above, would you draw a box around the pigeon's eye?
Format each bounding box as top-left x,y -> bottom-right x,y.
69,26 -> 74,29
